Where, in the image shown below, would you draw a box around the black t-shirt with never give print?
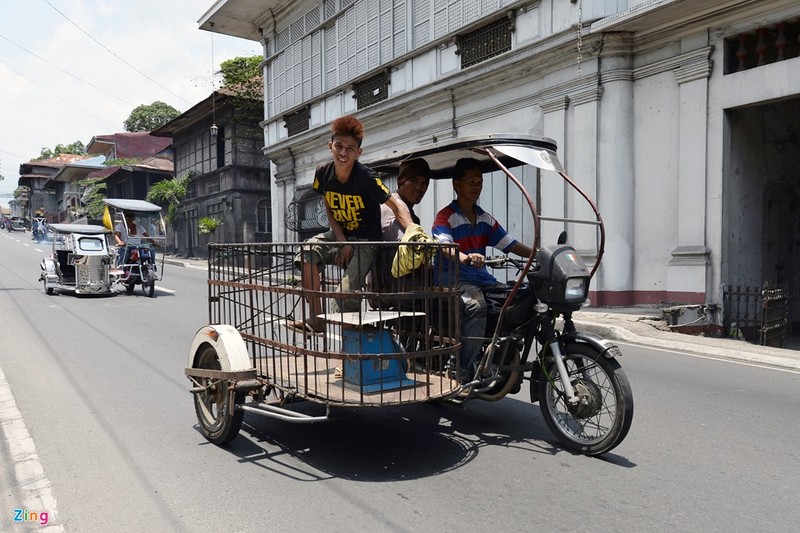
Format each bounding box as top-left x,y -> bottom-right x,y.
313,160 -> 390,240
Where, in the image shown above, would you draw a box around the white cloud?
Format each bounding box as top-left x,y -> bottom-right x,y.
0,0 -> 261,205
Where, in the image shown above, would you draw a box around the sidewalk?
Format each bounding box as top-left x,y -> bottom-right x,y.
164,254 -> 800,371
573,308 -> 800,371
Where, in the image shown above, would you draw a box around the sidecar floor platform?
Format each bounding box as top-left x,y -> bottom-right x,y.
253,354 -> 460,405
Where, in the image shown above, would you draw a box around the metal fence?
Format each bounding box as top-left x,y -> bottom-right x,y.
722,282 -> 789,348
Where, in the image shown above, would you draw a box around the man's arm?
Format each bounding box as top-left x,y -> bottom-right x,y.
323,199 -> 353,267
508,241 -> 533,258
384,195 -> 414,231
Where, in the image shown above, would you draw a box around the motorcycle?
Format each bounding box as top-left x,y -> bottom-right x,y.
104,198 -> 166,298
185,134 -> 634,456
461,243 -> 633,454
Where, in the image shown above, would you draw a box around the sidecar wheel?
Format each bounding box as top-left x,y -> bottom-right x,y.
537,344 -> 633,456
192,344 -> 244,445
125,281 -> 135,294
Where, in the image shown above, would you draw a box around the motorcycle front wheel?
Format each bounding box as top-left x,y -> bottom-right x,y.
140,265 -> 155,298
537,344 -> 633,456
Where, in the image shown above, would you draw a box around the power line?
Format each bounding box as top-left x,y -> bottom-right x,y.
42,0 -> 192,105
0,59 -> 117,130
0,31 -> 133,105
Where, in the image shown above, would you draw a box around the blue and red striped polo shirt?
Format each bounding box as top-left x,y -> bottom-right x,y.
432,200 -> 517,286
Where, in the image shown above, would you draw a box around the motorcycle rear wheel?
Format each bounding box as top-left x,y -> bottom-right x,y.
537,344 -> 633,456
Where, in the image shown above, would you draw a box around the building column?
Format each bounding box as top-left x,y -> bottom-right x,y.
540,95 -> 569,246
667,47 -> 714,303
272,161 -> 293,242
595,33 -> 634,304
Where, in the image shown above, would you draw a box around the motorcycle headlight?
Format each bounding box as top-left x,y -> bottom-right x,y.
564,277 -> 588,301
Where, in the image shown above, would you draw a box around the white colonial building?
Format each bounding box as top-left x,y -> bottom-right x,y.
201,0 -> 800,333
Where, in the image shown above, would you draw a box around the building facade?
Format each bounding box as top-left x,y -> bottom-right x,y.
152,89 -> 271,257
201,0 -> 800,330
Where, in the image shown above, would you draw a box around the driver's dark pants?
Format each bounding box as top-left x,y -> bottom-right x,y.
459,283 -> 487,377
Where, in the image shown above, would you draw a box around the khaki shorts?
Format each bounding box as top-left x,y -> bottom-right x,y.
294,231 -> 377,313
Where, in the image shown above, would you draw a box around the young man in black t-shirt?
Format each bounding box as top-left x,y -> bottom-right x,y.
291,115 -> 413,333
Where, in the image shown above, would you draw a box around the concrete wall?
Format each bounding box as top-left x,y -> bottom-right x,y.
251,0 -> 800,314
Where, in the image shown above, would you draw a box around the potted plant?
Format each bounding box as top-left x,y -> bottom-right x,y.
197,216 -> 223,243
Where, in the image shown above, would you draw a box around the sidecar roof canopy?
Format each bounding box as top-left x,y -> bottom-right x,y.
104,198 -> 162,213
49,223 -> 110,235
365,134 -> 564,179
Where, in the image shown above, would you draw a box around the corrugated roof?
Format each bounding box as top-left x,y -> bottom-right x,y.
87,132 -> 172,158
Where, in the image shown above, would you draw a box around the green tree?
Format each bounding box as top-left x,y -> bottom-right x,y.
146,175 -> 191,253
123,101 -> 181,132
36,141 -> 86,160
77,177 -> 107,219
218,56 -> 263,132
219,56 -> 261,88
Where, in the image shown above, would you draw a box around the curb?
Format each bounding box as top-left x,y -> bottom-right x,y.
573,319 -> 800,371
163,257 -> 207,270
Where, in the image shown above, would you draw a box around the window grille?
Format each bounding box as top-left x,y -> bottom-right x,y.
457,16 -> 513,69
186,181 -> 197,200
305,6 -> 321,30
354,70 -> 389,109
207,176 -> 220,194
284,108 -> 310,136
324,0 -> 336,20
256,198 -> 272,242
186,207 -> 198,249
285,187 -> 327,238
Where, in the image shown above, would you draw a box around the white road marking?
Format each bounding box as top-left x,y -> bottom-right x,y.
0,364 -> 64,531
157,286 -> 176,294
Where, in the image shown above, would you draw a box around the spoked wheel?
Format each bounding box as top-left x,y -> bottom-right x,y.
475,345 -> 521,401
192,345 -> 244,445
537,344 -> 633,455
140,265 -> 155,297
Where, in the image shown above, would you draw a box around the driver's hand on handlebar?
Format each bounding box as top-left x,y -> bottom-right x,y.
462,252 -> 485,268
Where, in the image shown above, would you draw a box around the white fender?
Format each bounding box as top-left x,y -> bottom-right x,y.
41,257 -> 57,274
188,324 -> 252,372
40,257 -> 58,284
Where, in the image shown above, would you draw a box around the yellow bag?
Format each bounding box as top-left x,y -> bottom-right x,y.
391,223 -> 433,278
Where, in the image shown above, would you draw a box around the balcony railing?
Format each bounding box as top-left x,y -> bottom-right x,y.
725,20 -> 800,74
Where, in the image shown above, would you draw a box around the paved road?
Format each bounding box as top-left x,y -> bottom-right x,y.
2,233 -> 800,532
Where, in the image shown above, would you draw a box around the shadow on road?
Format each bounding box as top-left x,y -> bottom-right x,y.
196,395 -> 635,482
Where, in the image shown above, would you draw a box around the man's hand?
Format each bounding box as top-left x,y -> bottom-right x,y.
337,244 -> 354,267
462,253 -> 485,267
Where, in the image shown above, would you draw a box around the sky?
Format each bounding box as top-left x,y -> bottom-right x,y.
0,0 -> 262,209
